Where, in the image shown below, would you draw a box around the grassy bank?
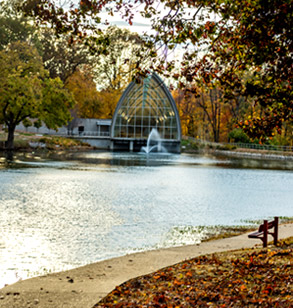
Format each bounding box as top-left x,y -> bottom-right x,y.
0,132 -> 91,151
95,237 -> 293,307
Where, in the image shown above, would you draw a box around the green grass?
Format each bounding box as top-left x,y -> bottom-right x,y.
0,132 -> 91,150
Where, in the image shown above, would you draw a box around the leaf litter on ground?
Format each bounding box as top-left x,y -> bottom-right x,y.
94,237 -> 293,307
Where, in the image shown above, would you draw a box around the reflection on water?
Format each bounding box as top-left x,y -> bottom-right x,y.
1,150 -> 293,170
0,151 -> 292,287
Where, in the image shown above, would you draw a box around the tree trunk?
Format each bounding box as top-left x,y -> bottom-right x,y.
213,129 -> 220,143
5,124 -> 16,150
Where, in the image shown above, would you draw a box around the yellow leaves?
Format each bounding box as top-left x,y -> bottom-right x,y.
174,279 -> 182,286
239,284 -> 247,291
98,239 -> 293,307
186,271 -> 193,278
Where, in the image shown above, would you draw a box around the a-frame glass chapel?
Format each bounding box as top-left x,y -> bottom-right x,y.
110,73 -> 181,153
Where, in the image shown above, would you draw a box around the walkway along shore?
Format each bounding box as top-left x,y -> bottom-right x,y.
1,223 -> 292,308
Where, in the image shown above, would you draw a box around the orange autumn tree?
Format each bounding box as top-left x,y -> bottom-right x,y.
96,89 -> 121,119
174,86 -> 235,142
65,67 -> 121,120
65,68 -> 103,119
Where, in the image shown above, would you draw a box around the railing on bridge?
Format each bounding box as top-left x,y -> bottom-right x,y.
183,136 -> 293,153
224,142 -> 293,152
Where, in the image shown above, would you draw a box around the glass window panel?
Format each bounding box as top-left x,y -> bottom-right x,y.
164,117 -> 171,127
128,116 -> 135,126
128,126 -> 134,138
142,107 -> 150,117
135,127 -> 141,138
121,117 -> 127,126
142,127 -> 150,137
171,131 -> 178,139
114,126 -> 120,137
135,117 -> 142,126
164,128 -> 171,139
142,117 -> 149,126
120,126 -> 127,137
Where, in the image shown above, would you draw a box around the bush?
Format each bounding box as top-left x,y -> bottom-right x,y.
38,137 -> 89,149
216,144 -> 237,151
13,139 -> 30,149
269,135 -> 292,146
229,128 -> 250,143
181,139 -> 199,151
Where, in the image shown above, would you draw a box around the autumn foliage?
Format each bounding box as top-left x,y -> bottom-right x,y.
95,238 -> 292,307
2,0 -> 292,144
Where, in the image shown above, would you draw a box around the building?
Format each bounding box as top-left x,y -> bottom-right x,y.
110,73 -> 181,153
16,118 -> 111,137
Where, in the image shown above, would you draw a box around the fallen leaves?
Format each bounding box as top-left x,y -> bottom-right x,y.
95,237 -> 293,307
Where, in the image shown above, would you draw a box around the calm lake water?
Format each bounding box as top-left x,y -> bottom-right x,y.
0,151 -> 292,287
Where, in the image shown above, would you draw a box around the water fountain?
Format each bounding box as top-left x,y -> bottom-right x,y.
141,128 -> 167,153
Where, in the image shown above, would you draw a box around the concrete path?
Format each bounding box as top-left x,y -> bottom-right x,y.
0,223 -> 292,308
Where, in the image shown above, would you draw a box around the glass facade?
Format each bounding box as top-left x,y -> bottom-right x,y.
112,74 -> 180,140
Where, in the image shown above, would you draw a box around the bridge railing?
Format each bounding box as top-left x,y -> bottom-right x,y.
224,142 -> 293,152
182,136 -> 293,152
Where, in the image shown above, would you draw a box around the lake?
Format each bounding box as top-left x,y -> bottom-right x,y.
0,151 -> 292,287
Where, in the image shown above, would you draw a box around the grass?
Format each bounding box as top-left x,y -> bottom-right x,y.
38,136 -> 89,149
181,139 -> 204,151
95,237 -> 293,307
0,131 -> 91,150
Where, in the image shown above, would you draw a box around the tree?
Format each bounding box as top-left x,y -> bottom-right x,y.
0,0 -> 40,51
196,88 -> 223,143
175,87 -> 228,142
152,0 -> 292,141
0,15 -> 35,50
173,89 -> 198,137
20,0 -> 292,141
0,1 -> 92,84
38,28 -> 92,83
0,41 -> 74,150
65,67 -> 103,118
95,89 -> 121,118
93,26 -> 144,91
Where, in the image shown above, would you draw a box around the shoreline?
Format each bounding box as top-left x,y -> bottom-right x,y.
1,131 -> 293,161
1,147 -> 293,161
182,147 -> 293,161
1,223 -> 292,308
213,148 -> 293,161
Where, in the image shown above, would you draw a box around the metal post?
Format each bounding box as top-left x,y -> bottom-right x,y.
274,217 -> 279,246
129,141 -> 134,152
263,220 -> 268,248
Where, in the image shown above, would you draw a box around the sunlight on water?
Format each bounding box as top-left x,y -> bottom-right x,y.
0,151 -> 292,287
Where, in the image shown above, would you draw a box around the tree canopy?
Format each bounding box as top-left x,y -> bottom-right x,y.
93,26 -> 144,91
0,41 -> 74,149
19,0 -> 292,142
38,28 -> 92,83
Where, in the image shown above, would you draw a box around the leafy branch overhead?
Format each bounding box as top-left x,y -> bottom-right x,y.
19,0 -> 292,142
